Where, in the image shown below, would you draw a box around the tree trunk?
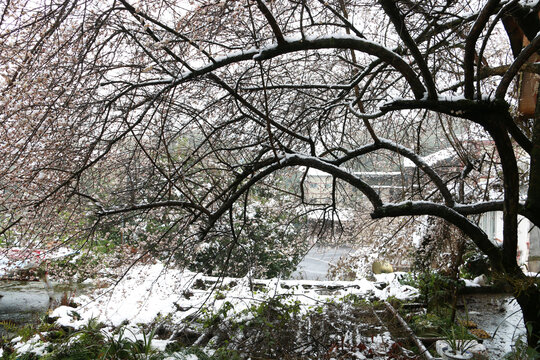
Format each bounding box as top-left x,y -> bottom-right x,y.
515,284 -> 540,350
488,115 -> 540,349
517,82 -> 540,350
525,94 -> 540,227
450,236 -> 466,323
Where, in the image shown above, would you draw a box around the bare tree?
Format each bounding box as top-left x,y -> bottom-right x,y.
2,0 -> 540,348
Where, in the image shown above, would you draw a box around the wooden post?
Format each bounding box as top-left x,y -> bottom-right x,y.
518,35 -> 540,118
518,30 -> 540,272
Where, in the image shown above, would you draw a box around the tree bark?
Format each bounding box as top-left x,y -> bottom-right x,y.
489,114 -> 540,350
525,96 -> 540,226
518,79 -> 540,350
515,283 -> 540,350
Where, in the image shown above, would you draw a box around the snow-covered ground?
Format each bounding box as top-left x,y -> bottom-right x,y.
1,247 -> 534,359
52,262 -> 416,328
5,261 -> 418,359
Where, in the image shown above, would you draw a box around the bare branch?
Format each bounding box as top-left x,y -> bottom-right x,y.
98,200 -> 210,217
464,0 -> 500,99
379,0 -> 437,99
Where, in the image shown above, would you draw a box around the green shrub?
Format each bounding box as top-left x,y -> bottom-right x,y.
400,271 -> 462,313
166,347 -> 241,360
409,313 -> 450,336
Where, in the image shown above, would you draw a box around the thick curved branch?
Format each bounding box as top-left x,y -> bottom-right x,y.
202,151 -> 503,273
496,32 -> 540,99
139,35 -> 425,101
453,201 -> 540,229
377,139 -> 455,206
464,0 -> 500,99
283,154 -> 383,208
372,201 -> 503,270
381,98 -> 532,153
476,2 -> 512,97
348,103 -> 387,120
177,35 -> 425,99
379,0 -> 437,99
486,121 -> 522,274
332,137 -> 455,206
266,36 -> 426,99
255,0 -> 285,44
454,201 -> 505,214
380,97 -> 498,117
201,154 -> 383,241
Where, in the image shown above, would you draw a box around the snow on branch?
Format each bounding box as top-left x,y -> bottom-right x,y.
348,101 -> 387,120
371,201 -> 503,266
148,34 -> 427,100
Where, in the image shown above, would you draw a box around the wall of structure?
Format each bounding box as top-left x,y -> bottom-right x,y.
480,211 -> 537,269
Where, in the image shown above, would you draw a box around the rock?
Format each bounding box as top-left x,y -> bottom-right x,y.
372,261 -> 393,274
192,278 -> 207,290
473,274 -> 488,286
45,315 -> 59,324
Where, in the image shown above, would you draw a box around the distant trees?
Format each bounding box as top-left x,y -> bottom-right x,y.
1,0 -> 540,348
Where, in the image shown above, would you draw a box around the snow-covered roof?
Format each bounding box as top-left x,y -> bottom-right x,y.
403,148 -> 457,168
353,171 -> 402,176
302,168 -> 404,177
305,168 -> 332,176
299,166 -> 353,177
